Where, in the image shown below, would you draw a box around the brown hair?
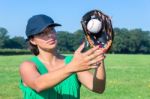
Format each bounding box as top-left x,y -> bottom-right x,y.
26,36 -> 39,56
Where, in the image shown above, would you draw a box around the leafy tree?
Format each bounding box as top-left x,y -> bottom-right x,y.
0,27 -> 9,48
72,30 -> 84,50
4,36 -> 26,49
111,28 -> 129,53
0,26 -> 150,54
56,31 -> 74,53
112,28 -> 150,54
137,30 -> 150,53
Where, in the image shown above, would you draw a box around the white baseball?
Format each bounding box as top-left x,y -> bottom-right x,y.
87,19 -> 102,33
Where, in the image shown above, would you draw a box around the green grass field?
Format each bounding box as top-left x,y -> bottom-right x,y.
0,54 -> 150,99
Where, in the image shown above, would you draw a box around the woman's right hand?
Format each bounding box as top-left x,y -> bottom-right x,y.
67,42 -> 105,73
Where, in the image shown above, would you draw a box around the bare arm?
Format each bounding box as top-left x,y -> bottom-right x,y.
77,52 -> 106,93
19,61 -> 72,92
19,43 -> 102,92
93,61 -> 106,93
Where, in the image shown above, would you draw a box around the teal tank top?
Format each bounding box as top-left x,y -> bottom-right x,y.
19,56 -> 81,99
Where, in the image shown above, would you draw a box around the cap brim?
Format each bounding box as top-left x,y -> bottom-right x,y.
50,23 -> 62,27
39,23 -> 61,33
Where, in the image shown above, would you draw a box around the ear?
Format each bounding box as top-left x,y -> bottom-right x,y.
29,38 -> 37,45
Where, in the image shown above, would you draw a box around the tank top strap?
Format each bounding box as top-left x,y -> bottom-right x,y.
64,55 -> 73,64
31,56 -> 48,74
30,55 -> 73,74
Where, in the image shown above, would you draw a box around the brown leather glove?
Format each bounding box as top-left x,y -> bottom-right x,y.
81,9 -> 114,53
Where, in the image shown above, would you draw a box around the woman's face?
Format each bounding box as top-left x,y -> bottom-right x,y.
30,26 -> 58,51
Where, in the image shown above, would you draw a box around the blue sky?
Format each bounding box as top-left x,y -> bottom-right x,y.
0,0 -> 150,38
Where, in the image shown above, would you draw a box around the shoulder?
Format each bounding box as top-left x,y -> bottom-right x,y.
19,61 -> 37,73
20,61 -> 35,68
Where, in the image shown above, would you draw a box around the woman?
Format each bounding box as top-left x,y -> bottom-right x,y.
19,14 -> 106,99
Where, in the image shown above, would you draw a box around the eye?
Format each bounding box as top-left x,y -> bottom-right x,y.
48,27 -> 56,32
36,32 -> 45,37
40,33 -> 45,36
51,28 -> 56,33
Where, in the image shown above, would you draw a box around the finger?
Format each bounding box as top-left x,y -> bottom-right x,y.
89,65 -> 98,69
94,55 -> 106,65
85,50 -> 103,61
84,45 -> 99,56
101,48 -> 107,53
95,54 -> 106,61
98,47 -> 106,53
88,55 -> 105,66
75,42 -> 85,53
94,49 -> 104,55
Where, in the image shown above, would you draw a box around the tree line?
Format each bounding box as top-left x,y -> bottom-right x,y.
0,27 -> 150,54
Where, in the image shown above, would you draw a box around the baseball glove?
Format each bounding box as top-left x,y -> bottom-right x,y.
81,9 -> 114,53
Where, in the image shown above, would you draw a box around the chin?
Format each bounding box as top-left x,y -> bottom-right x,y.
47,41 -> 57,49
43,45 -> 57,53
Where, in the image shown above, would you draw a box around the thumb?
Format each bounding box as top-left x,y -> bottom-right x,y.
75,42 -> 85,53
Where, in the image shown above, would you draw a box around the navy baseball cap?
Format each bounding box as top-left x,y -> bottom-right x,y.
25,14 -> 61,37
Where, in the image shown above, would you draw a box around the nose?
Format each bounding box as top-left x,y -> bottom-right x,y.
47,32 -> 56,38
47,29 -> 56,38
47,33 -> 52,38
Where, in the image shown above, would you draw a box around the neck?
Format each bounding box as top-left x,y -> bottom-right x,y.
37,49 -> 59,65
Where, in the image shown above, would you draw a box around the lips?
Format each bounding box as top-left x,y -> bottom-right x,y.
46,39 -> 56,45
